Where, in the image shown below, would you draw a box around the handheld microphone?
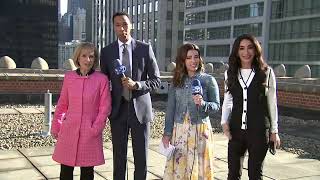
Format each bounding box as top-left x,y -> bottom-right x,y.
192,79 -> 203,110
192,79 -> 203,96
114,59 -> 126,78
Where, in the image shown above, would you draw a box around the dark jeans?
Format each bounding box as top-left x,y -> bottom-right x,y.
60,164 -> 94,180
227,129 -> 269,180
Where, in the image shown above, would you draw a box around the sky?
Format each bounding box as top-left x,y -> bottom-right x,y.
60,0 -> 67,15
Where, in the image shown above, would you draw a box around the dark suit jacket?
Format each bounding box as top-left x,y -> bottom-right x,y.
100,39 -> 161,123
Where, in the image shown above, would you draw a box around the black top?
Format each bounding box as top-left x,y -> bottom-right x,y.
229,72 -> 270,131
76,68 -> 95,76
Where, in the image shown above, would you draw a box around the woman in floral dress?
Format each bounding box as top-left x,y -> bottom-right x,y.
162,43 -> 220,179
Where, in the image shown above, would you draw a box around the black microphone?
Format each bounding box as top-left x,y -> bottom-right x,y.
192,79 -> 203,96
114,59 -> 126,78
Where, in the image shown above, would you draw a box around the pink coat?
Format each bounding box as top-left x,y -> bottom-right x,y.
51,71 -> 111,167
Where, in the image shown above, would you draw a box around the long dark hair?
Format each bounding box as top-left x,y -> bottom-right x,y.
172,43 -> 204,87
226,34 -> 268,91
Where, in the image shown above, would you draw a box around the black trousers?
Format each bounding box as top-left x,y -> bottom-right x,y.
110,98 -> 150,180
228,129 -> 269,180
60,164 -> 94,180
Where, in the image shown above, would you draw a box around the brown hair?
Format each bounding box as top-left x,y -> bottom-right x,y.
226,34 -> 268,91
72,42 -> 99,70
172,43 -> 204,87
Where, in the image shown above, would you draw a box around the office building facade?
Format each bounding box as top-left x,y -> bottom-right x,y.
93,0 -> 184,71
0,0 -> 58,68
184,0 -> 268,64
268,0 -> 320,77
58,40 -> 81,69
73,8 -> 86,41
185,0 -> 320,77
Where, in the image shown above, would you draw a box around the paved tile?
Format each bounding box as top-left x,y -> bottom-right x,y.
36,107 -> 56,113
0,168 -> 45,180
14,108 -> 42,114
0,149 -> 23,160
29,155 -> 58,167
37,164 -> 60,179
19,146 -> 54,157
0,157 -> 33,172
0,134 -> 319,179
0,108 -> 19,115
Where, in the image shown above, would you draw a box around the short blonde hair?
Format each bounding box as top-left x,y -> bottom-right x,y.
72,42 -> 99,70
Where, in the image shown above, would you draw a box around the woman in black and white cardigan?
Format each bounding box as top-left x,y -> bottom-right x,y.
221,34 -> 281,180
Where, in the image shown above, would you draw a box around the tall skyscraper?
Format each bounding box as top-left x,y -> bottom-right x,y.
68,0 -> 84,14
94,0 -> 184,71
73,8 -> 86,41
85,0 -> 93,42
0,0 -> 58,68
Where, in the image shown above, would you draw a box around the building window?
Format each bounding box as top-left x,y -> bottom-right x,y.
165,47 -> 172,58
143,3 -> 146,14
207,26 -> 231,40
198,45 -> 205,57
186,0 -> 206,9
233,23 -> 262,38
149,2 -> 152,13
208,0 -> 232,5
271,0 -> 320,19
268,41 -> 320,76
143,21 -> 146,30
208,8 -> 232,22
166,30 -> 172,39
185,29 -> 205,41
185,12 -> 206,25
206,45 -> 230,57
155,1 -> 158,12
167,11 -> 172,20
133,5 -> 135,15
179,12 -> 184,21
235,2 -> 264,19
154,19 -> 158,36
270,17 -> 320,40
178,30 -> 183,40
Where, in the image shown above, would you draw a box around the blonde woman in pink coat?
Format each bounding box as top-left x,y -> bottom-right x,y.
51,42 -> 111,180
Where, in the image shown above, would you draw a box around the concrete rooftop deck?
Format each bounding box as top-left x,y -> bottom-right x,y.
0,134 -> 319,180
0,108 -> 319,179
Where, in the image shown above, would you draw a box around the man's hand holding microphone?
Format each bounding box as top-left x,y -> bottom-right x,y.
115,59 -> 138,90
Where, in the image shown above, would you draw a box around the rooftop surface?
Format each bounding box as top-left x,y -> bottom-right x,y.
0,134 -> 319,180
0,108 -> 319,179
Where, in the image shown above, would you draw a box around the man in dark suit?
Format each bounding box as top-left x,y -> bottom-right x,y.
100,12 -> 161,180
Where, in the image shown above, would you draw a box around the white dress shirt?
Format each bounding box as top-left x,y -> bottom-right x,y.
117,38 -> 142,89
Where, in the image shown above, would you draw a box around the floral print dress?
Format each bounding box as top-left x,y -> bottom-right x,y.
163,112 -> 215,180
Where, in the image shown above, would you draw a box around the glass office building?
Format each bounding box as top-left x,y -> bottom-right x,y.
185,0 -> 267,64
269,0 -> 320,77
0,0 -> 58,68
185,0 -> 320,77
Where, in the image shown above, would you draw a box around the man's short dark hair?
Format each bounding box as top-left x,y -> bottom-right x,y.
112,12 -> 131,24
